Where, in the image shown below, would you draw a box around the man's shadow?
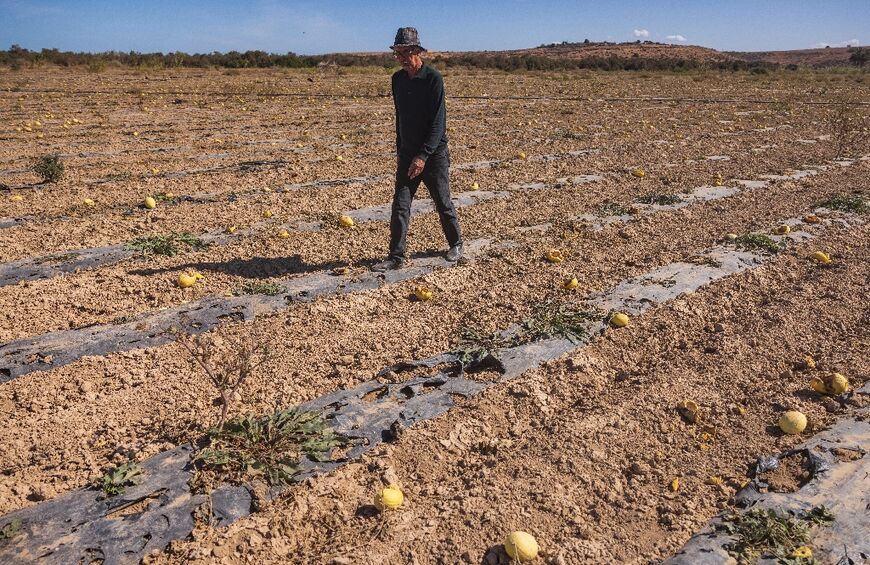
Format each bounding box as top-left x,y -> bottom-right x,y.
128,249 -> 449,280
129,255 -> 339,279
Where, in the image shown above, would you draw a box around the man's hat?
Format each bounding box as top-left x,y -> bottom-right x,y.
391,27 -> 426,52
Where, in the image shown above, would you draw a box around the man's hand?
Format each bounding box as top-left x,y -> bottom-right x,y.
407,157 -> 425,179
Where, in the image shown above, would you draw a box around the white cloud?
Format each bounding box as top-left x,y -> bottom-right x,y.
665,34 -> 687,42
813,39 -> 860,48
633,29 -> 649,38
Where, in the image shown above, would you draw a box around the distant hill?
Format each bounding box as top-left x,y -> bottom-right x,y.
423,41 -> 736,67
419,41 -> 868,71
727,47 -> 858,67
428,42 -> 864,68
476,41 -> 738,64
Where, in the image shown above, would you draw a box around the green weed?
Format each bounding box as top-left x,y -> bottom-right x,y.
637,193 -> 682,206
594,201 -> 633,217
716,506 -> 834,563
154,192 -> 178,203
101,172 -> 132,182
32,252 -> 81,265
350,126 -> 373,138
734,233 -> 783,254
234,281 -> 282,296
196,408 -> 346,487
814,194 -> 868,214
126,232 -> 210,256
687,254 -> 724,268
0,518 -> 22,545
454,302 -> 601,372
93,461 -> 142,497
520,300 -> 599,344
32,155 -> 64,183
802,505 -> 835,526
454,327 -> 508,372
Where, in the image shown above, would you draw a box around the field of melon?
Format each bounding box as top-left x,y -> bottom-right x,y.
0,66 -> 868,564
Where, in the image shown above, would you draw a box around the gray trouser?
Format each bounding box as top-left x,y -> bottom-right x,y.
389,149 -> 462,259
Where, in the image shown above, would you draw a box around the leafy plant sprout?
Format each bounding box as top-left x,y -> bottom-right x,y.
715,507 -> 834,562
234,281 -> 282,296
453,301 -> 601,372
637,193 -> 682,206
594,201 -> 633,217
92,461 -> 142,497
814,194 -> 868,214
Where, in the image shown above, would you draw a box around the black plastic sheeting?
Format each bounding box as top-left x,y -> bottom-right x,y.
0,217 -> 25,229
0,335 -> 587,565
0,239 -> 494,382
282,173 -> 387,192
0,446 -> 204,565
0,207 -> 862,564
345,190 -> 506,224
664,383 -> 870,565
153,159 -> 293,181
0,244 -> 131,287
0,189 -> 505,288
0,148 -> 600,231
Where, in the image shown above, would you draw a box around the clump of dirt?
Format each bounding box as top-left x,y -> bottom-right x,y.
757,451 -> 814,493
830,447 -> 863,462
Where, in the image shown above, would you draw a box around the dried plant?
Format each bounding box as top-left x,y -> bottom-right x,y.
175,332 -> 269,428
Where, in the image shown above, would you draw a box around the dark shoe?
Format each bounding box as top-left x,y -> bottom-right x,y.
445,243 -> 464,262
371,256 -> 407,272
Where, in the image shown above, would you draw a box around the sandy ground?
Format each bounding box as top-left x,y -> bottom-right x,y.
0,66 -> 868,563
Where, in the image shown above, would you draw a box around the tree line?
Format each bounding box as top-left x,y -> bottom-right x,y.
0,45 -> 394,70
2,44 -> 867,72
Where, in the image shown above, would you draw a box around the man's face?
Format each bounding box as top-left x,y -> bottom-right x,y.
393,47 -> 422,74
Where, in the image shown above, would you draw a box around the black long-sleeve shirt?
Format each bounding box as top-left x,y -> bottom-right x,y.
392,63 -> 448,162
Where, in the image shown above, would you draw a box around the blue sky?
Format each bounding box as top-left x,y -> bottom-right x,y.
1,0 -> 867,55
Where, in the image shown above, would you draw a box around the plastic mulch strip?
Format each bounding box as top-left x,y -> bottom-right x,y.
0,238 -> 496,382
0,210 -> 864,564
664,383 -> 870,565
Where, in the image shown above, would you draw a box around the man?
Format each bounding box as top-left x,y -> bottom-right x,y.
372,27 -> 463,271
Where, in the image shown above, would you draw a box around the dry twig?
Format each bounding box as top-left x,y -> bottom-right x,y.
175,332 -> 269,428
